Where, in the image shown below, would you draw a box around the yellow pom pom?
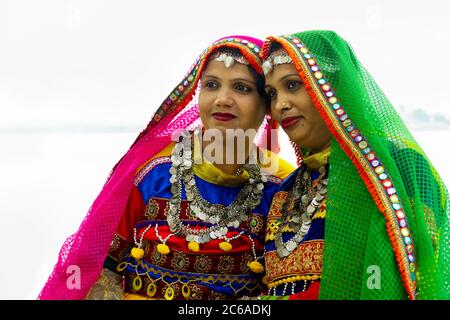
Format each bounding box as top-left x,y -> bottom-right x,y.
157,243 -> 170,255
248,260 -> 264,273
188,241 -> 200,252
131,247 -> 145,260
219,241 -> 233,252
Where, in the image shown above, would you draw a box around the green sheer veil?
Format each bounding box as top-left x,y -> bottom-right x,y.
262,31 -> 449,299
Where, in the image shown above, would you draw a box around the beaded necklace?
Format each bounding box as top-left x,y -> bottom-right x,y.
274,164 -> 328,258
131,131 -> 265,273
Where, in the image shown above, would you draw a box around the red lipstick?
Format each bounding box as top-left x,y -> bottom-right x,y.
281,116 -> 302,129
212,112 -> 237,122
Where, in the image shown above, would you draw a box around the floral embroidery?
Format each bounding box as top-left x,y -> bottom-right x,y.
185,204 -> 195,219
209,291 -> 227,300
138,198 -> 263,237
163,201 -> 170,217
187,284 -> 203,300
110,234 -> 120,252
239,252 -> 253,273
265,240 -> 324,284
194,255 -> 212,273
248,214 -> 264,234
151,244 -> 168,266
171,251 -> 190,271
268,191 -> 288,219
217,256 -> 235,274
266,219 -> 281,242
108,233 -> 132,262
145,199 -> 159,220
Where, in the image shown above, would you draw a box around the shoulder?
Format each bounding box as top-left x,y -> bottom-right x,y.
258,148 -> 296,184
133,142 -> 175,186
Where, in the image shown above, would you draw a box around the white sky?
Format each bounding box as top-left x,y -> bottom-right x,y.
1,0 -> 450,129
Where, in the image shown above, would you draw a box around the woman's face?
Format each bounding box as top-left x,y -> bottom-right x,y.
265,62 -> 331,153
198,59 -> 266,134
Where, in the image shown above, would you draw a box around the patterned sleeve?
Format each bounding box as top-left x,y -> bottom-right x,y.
104,185 -> 146,273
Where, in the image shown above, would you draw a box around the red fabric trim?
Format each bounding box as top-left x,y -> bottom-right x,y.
137,224 -> 264,255
117,185 -> 146,241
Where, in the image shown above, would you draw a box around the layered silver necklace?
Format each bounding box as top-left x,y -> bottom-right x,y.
166,131 -> 266,245
275,165 -> 328,258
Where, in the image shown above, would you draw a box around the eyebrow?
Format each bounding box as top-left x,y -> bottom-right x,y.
203,74 -> 256,86
265,73 -> 301,88
280,73 -> 300,81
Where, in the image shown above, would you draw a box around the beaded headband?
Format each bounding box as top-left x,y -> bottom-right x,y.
210,51 -> 250,68
262,52 -> 293,75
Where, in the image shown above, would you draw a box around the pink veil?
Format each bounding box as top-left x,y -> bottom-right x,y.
38,35 -> 276,299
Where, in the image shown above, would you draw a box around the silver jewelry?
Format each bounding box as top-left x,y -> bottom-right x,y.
211,52 -> 250,68
262,53 -> 293,75
133,224 -> 152,250
274,165 -> 328,258
167,130 -> 265,245
154,223 -> 174,245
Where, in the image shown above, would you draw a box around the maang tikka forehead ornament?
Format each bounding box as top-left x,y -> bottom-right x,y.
262,50 -> 293,75
210,50 -> 250,68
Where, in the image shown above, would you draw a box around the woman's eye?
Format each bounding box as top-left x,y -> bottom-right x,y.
266,88 -> 276,99
287,80 -> 301,90
205,81 -> 218,89
235,84 -> 251,92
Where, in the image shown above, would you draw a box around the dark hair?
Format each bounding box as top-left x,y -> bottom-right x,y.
210,47 -> 270,110
268,41 -> 283,54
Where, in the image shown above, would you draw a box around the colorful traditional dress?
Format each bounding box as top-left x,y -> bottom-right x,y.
38,35 -> 293,300
260,31 -> 449,300
104,140 -> 292,300
264,149 -> 329,300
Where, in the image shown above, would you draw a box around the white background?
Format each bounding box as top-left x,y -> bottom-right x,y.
0,0 -> 449,299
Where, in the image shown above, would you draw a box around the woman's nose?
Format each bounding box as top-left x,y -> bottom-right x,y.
214,88 -> 234,107
275,99 -> 293,112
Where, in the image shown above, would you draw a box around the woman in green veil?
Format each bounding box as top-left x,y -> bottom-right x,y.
260,30 -> 449,300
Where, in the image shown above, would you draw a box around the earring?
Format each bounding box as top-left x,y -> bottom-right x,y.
292,142 -> 303,167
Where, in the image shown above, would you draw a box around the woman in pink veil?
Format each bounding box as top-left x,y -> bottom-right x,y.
39,35 -> 294,300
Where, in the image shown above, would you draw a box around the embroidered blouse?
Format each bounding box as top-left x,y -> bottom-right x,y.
263,147 -> 330,300
104,141 -> 294,300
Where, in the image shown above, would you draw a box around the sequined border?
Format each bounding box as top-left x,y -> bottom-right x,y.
123,274 -> 232,300
263,35 -> 417,299
265,240 -> 324,284
134,156 -> 171,186
135,157 -> 282,188
121,258 -> 261,286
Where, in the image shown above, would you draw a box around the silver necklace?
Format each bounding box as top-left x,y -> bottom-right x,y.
274,165 -> 328,258
167,131 -> 266,245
